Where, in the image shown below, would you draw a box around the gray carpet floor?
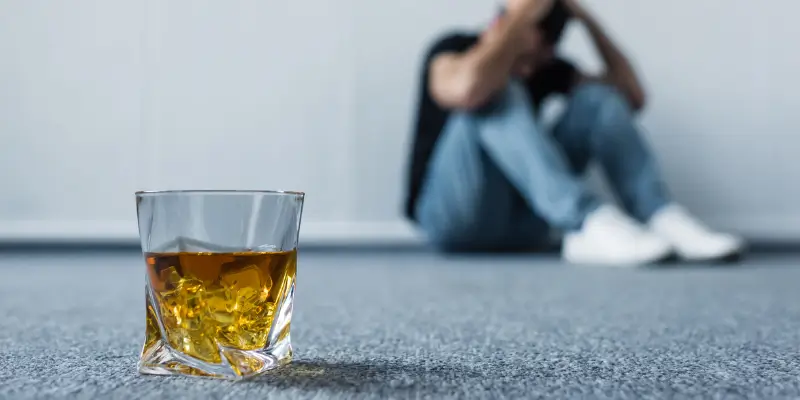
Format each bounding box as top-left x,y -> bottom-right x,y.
1,250 -> 800,399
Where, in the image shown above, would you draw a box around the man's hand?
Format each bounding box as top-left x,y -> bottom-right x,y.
427,0 -> 555,110
487,0 -> 553,55
563,0 -> 648,110
483,12 -> 540,53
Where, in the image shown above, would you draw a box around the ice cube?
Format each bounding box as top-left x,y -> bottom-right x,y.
221,265 -> 262,292
237,287 -> 259,309
255,269 -> 273,302
177,277 -> 204,296
158,266 -> 182,290
233,329 -> 269,351
219,323 -> 269,351
167,327 -> 221,364
204,286 -> 237,326
159,288 -> 182,318
177,278 -> 205,330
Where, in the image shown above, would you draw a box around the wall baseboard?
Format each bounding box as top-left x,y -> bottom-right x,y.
0,220 -> 423,246
0,215 -> 797,246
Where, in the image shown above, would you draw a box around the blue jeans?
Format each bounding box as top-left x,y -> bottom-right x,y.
414,81 -> 670,251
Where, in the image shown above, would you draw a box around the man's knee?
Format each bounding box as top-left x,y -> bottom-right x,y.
453,81 -> 532,120
570,82 -> 632,120
442,83 -> 537,146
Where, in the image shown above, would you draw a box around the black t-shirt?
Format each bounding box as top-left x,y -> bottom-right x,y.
404,32 -> 579,220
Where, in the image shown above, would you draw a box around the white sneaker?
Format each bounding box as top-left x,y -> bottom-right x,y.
563,205 -> 675,266
648,204 -> 745,262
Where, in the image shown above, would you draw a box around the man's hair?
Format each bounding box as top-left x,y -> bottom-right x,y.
538,0 -> 572,45
498,0 -> 572,45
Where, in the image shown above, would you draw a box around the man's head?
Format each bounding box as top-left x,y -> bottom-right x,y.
538,0 -> 571,45
492,0 -> 572,77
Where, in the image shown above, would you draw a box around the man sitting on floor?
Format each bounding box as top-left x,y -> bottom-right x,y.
403,0 -> 744,265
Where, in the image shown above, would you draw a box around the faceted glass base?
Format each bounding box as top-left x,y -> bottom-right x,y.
138,332 -> 292,380
138,250 -> 296,380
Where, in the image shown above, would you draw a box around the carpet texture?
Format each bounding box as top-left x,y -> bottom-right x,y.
1,251 -> 800,399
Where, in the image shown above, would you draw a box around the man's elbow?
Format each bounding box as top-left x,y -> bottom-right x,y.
456,83 -> 491,110
628,90 -> 647,112
433,80 -> 490,111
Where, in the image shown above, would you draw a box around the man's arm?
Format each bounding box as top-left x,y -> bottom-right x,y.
564,0 -> 647,111
429,0 -> 553,110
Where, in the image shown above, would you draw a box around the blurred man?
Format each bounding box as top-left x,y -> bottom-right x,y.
404,0 -> 744,265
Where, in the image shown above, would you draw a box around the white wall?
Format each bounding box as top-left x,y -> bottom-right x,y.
1,0 -> 798,244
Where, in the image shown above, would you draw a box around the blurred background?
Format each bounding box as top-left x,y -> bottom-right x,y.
0,0 -> 797,247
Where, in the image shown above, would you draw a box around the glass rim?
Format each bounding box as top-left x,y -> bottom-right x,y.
135,189 -> 305,197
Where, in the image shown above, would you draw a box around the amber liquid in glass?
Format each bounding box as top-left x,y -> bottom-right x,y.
143,251 -> 297,364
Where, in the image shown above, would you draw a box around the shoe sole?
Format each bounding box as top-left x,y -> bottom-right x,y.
566,250 -> 677,267
679,248 -> 745,265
